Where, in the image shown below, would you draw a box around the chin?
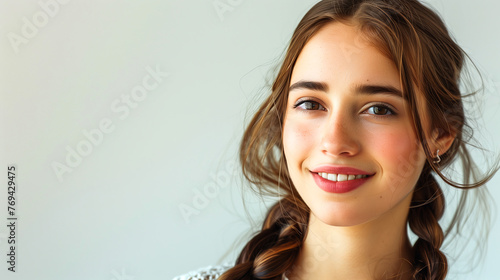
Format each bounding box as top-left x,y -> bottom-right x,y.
310,205 -> 372,227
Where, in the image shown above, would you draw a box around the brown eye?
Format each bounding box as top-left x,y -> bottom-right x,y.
294,100 -> 326,111
366,105 -> 395,116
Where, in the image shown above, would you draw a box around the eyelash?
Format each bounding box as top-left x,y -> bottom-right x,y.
292,99 -> 397,117
293,99 -> 326,111
363,103 -> 397,117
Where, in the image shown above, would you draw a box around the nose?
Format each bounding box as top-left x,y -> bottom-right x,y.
321,112 -> 361,157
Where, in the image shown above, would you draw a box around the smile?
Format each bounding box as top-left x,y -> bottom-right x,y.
317,173 -> 369,182
311,172 -> 373,194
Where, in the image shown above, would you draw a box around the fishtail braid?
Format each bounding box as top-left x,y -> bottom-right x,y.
409,168 -> 447,280
219,198 -> 309,280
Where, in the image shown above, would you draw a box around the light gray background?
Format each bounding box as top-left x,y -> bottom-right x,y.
0,0 -> 498,279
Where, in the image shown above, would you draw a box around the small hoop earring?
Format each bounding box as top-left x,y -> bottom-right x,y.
433,149 -> 441,164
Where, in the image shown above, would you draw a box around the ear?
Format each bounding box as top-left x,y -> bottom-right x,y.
430,128 -> 456,156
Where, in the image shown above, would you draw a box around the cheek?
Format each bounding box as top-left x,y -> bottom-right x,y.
283,117 -> 319,165
368,125 -> 425,184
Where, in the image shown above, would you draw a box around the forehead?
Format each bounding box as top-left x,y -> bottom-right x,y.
290,22 -> 401,90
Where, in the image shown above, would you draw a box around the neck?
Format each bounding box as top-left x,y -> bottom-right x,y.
289,203 -> 413,279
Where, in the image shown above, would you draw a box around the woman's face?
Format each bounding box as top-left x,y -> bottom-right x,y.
282,22 -> 427,227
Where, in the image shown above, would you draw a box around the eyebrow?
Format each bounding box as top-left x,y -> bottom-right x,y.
354,84 -> 403,97
289,80 -> 403,98
289,81 -> 329,92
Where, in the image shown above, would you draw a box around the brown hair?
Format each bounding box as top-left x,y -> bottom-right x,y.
220,0 -> 497,279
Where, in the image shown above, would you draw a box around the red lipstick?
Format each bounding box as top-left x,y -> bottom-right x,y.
310,165 -> 374,193
310,166 -> 372,175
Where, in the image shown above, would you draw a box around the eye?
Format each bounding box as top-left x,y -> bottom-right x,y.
293,100 -> 326,111
364,104 -> 396,116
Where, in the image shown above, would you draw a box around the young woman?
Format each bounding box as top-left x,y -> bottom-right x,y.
174,0 -> 497,279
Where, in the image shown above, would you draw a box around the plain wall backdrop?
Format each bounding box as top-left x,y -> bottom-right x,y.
0,0 -> 499,279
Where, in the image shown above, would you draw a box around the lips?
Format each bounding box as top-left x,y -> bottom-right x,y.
310,165 -> 374,193
310,165 -> 373,175
317,173 -> 368,182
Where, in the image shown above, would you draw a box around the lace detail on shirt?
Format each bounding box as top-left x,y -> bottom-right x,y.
172,264 -> 232,280
173,264 -> 292,280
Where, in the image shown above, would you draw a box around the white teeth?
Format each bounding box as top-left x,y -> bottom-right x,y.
337,174 -> 348,182
327,173 -> 337,181
318,173 -> 368,182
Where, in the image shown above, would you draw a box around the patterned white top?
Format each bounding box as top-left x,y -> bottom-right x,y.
172,264 -> 290,280
172,264 -> 232,280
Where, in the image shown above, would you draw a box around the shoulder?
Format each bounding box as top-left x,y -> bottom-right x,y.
172,264 -> 233,280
